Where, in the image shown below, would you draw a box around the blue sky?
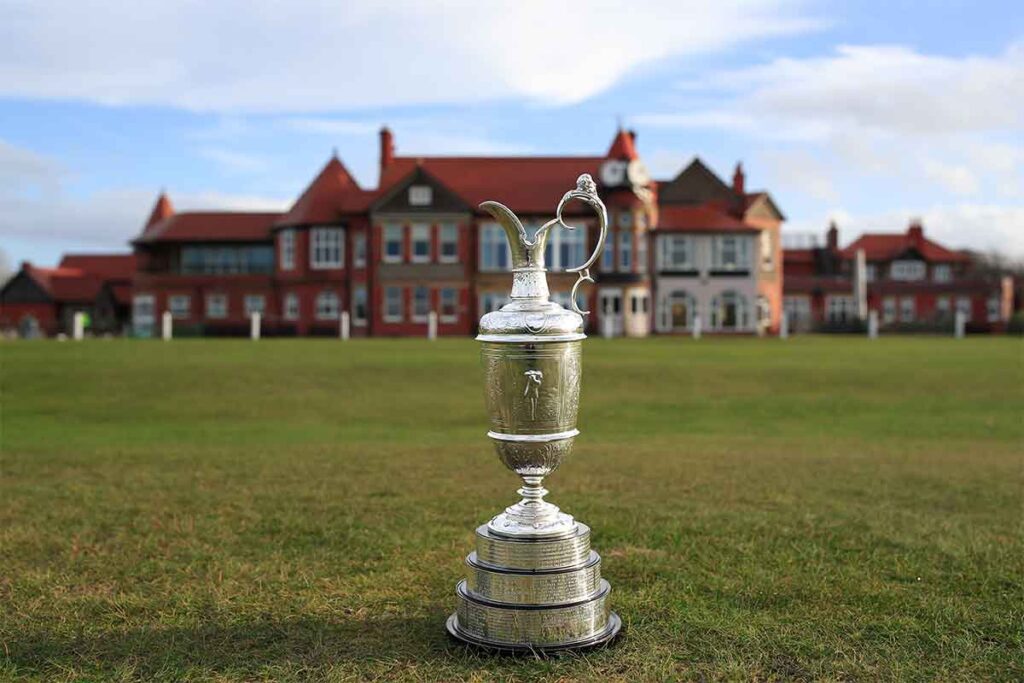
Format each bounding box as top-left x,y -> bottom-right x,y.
1,0 -> 1021,271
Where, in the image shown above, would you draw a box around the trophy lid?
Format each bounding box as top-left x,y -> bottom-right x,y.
476,174 -> 607,344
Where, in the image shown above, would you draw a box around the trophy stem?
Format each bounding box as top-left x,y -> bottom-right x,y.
488,474 -> 576,539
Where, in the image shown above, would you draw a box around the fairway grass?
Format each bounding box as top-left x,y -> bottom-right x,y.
1,336 -> 1021,681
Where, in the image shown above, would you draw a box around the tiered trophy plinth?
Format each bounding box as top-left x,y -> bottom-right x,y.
447,523 -> 620,652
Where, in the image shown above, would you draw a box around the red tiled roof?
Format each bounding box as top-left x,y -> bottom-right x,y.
277,157 -> 374,226
379,156 -> 606,214
145,193 -> 175,232
840,231 -> 970,262
23,265 -> 101,302
59,254 -> 136,280
135,212 -> 281,243
655,203 -> 758,233
606,129 -> 638,160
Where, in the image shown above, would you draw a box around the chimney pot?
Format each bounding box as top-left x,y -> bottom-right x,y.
732,162 -> 745,196
826,220 -> 839,250
379,126 -> 394,171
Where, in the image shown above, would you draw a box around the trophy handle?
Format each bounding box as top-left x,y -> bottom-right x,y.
534,174 -> 608,315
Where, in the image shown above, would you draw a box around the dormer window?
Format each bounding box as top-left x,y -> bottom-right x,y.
890,260 -> 925,281
409,185 -> 432,206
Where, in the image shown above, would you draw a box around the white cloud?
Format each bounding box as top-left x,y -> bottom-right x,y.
0,1 -> 819,112
923,161 -> 980,196
0,139 -> 288,255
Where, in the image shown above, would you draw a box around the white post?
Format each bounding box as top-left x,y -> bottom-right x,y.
868,310 -> 878,339
72,311 -> 85,341
602,312 -> 612,339
692,314 -> 702,340
855,248 -> 868,320
427,311 -> 438,340
339,311 -> 350,340
954,310 -> 966,339
779,313 -> 789,339
250,311 -> 261,340
162,311 -> 173,341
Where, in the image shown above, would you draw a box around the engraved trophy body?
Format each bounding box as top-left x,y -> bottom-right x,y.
447,175 -> 621,652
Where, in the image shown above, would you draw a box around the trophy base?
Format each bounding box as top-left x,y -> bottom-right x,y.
447,523 -> 621,653
446,612 -> 621,655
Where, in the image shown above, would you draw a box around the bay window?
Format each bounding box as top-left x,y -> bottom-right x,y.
310,227 -> 344,269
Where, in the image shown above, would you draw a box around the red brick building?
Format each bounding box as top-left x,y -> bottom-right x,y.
0,254 -> 136,337
783,220 -> 1013,332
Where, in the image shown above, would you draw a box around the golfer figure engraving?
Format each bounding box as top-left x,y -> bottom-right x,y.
446,174 -> 622,653
523,370 -> 543,420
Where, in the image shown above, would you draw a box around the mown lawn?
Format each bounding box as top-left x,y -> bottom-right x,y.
1,336 -> 1021,681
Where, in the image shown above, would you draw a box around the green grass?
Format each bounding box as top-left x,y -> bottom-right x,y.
1,336 -> 1021,682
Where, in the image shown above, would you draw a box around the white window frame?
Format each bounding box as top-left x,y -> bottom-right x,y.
619,211 -> 633,229
411,223 -> 431,263
283,293 -> 299,321
384,286 -> 403,322
987,296 -> 1001,322
882,297 -> 896,323
544,224 -> 587,271
899,296 -> 916,322
383,224 -> 403,263
352,287 -> 368,326
439,223 -> 459,263
865,264 -> 877,282
664,290 -> 696,331
168,294 -> 191,320
935,296 -> 950,318
315,291 -> 340,320
712,235 -> 750,271
618,230 -> 632,271
244,294 -> 265,316
710,290 -> 750,330
310,227 -> 344,269
479,222 -> 511,272
408,185 -> 432,206
826,295 -> 855,323
439,287 -> 458,322
206,294 -> 227,319
600,231 -> 615,273
279,229 -> 295,270
412,285 -> 430,322
783,296 -> 811,327
660,235 -> 693,270
932,264 -> 952,283
890,260 -> 925,281
353,231 -> 366,268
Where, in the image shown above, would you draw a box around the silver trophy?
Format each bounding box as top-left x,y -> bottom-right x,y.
446,174 -> 621,652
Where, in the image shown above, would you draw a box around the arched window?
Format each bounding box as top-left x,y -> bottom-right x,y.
710,290 -> 749,330
315,291 -> 340,320
661,291 -> 695,331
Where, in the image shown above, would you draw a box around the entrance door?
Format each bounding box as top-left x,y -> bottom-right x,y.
598,289 -> 623,337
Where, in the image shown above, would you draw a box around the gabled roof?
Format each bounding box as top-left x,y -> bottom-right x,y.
606,129 -> 638,160
840,230 -> 970,262
657,157 -> 735,205
135,212 -> 281,244
277,156 -> 375,226
743,192 -> 786,221
656,203 -> 758,233
371,164 -> 471,214
59,254 -> 136,280
21,264 -> 102,302
378,156 -> 606,215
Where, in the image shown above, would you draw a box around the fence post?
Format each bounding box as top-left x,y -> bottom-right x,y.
162,311 -> 173,341
954,310 -> 966,339
73,311 -> 85,341
868,310 -> 878,339
428,311 -> 438,340
340,311 -> 350,340
692,314 -> 702,340
250,311 -> 261,340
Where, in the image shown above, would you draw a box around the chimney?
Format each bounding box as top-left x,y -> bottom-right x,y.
826,220 -> 839,251
627,129 -> 637,145
908,218 -> 924,248
379,126 -> 394,171
732,162 -> 745,196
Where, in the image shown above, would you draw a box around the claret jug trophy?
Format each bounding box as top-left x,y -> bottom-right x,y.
446,174 -> 621,652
